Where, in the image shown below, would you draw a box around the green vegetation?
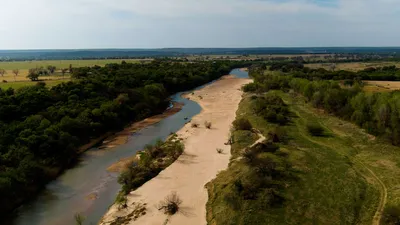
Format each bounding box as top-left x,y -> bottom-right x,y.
0,60 -> 245,215
208,65 -> 400,224
0,59 -> 143,71
382,205 -> 400,225
0,80 -> 68,90
306,122 -> 325,136
118,135 -> 184,195
207,91 -> 382,225
232,118 -> 252,131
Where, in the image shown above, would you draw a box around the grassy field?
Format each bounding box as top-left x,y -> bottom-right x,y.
0,59 -> 145,70
207,90 -> 400,225
363,81 -> 400,93
0,79 -> 70,90
0,59 -> 147,80
307,62 -> 400,71
0,58 -> 146,88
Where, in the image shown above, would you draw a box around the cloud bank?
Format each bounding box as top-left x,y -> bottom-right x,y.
1,0 -> 399,49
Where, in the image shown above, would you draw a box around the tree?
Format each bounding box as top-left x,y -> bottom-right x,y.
12,69 -> 19,77
12,69 -> 19,82
47,65 -> 56,74
27,68 -> 39,81
61,68 -> 68,78
233,118 -> 252,131
0,69 -> 6,77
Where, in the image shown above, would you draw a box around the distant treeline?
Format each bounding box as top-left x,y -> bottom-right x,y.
0,60 -> 247,216
245,64 -> 400,146
265,62 -> 400,81
1,47 -> 400,60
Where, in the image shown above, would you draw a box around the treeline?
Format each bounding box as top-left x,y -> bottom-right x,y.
0,60 -> 244,215
245,66 -> 400,145
268,62 -> 400,81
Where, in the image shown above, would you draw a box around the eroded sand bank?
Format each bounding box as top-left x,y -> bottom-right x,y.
99,75 -> 251,225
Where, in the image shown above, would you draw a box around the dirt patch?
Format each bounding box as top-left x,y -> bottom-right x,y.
86,193 -> 98,200
364,81 -> 400,93
107,155 -> 139,172
373,159 -> 398,170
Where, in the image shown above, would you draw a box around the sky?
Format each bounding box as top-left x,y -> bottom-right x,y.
1,0 -> 400,49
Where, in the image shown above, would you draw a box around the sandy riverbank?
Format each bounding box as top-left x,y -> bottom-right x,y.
99,75 -> 251,225
79,102 -> 184,153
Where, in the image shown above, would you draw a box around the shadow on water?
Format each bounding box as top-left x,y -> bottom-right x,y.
4,69 -> 248,225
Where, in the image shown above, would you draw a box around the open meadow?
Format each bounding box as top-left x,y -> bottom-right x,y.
0,59 -> 148,89
0,59 -> 146,78
307,62 -> 400,71
363,81 -> 400,93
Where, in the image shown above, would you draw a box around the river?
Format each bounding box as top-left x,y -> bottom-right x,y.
5,69 -> 248,225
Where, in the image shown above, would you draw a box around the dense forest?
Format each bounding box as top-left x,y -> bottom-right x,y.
0,60 -> 246,215
245,63 -> 400,145
268,62 -> 400,81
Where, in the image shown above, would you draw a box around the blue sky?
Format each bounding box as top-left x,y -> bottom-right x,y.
0,0 -> 399,49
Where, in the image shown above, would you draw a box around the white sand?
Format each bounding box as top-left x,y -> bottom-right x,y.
99,75 -> 251,225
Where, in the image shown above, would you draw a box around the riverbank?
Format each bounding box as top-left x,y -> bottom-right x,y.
77,102 -> 184,154
99,102 -> 184,150
99,75 -> 251,225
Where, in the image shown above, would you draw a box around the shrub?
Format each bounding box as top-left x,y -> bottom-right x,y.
115,194 -> 128,210
205,121 -> 212,129
252,141 -> 279,153
268,127 -> 287,143
382,205 -> 400,225
233,118 -> 252,131
74,213 -> 85,225
191,122 -> 199,128
216,148 -> 224,154
157,192 -> 182,215
307,123 -> 325,136
242,147 -> 257,163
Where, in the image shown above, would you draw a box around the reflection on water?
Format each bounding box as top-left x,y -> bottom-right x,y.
5,69 -> 248,225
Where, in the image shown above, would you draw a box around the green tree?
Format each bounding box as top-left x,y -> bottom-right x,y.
47,65 -> 56,74
27,68 -> 39,81
0,68 -> 6,77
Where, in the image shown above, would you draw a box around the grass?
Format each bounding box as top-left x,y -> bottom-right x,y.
206,90 -> 400,225
0,79 -> 70,90
363,81 -> 400,93
0,59 -> 144,70
307,62 -> 400,71
0,58 -> 143,89
0,59 -> 145,82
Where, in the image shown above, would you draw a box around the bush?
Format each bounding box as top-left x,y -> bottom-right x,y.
307,123 -> 325,136
216,148 -> 224,154
252,141 -> 280,153
205,121 -> 212,129
268,127 -> 287,143
233,118 -> 252,131
191,122 -> 199,128
115,194 -> 128,210
382,205 -> 400,225
74,213 -> 85,225
157,192 -> 182,215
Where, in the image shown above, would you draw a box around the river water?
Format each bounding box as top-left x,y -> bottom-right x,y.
5,69 -> 248,225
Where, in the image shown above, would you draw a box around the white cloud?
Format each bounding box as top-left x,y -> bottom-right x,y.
0,0 -> 399,48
